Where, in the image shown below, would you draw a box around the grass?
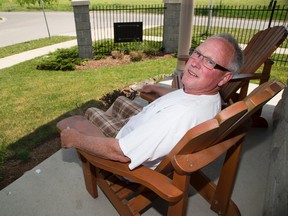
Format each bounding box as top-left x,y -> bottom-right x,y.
0,36 -> 76,58
0,55 -> 176,165
0,0 -> 286,12
269,64 -> 288,82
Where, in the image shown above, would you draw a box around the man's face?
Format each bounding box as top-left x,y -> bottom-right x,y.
181,38 -> 234,95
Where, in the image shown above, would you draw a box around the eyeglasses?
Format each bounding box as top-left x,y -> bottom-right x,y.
190,48 -> 230,72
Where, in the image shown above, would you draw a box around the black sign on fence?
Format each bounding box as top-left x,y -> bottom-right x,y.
114,22 -> 143,43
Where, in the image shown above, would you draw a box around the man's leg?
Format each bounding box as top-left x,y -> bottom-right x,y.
111,96 -> 143,119
85,96 -> 142,137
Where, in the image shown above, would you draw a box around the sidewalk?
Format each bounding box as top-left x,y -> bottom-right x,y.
0,40 -> 77,70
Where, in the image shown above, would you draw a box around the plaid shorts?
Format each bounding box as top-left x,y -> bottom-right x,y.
85,96 -> 143,137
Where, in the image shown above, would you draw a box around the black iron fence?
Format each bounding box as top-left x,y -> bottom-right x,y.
90,5 -> 165,55
193,3 -> 288,65
90,3 -> 287,65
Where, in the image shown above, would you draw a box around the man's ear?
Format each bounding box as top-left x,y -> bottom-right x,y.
218,72 -> 233,87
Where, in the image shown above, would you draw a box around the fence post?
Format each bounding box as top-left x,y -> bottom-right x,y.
71,0 -> 93,59
268,0 -> 277,28
163,0 -> 181,53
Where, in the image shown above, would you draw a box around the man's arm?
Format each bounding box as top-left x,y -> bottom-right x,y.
138,84 -> 176,97
61,128 -> 130,163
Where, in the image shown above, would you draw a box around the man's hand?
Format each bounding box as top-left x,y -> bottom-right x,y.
138,84 -> 155,93
60,127 -> 82,149
138,84 -> 175,96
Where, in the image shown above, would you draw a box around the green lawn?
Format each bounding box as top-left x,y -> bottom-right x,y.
0,55 -> 176,164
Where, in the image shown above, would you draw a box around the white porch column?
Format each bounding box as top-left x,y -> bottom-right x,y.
174,0 -> 194,76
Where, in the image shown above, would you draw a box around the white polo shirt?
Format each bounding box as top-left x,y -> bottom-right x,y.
117,89 -> 221,170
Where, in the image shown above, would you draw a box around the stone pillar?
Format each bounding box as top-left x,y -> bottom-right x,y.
163,0 -> 181,54
71,0 -> 93,59
263,84 -> 288,216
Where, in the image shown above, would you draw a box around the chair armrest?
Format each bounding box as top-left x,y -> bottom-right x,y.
172,133 -> 246,175
230,73 -> 269,82
78,149 -> 183,203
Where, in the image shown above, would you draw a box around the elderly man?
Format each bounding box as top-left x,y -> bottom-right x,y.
60,33 -> 243,170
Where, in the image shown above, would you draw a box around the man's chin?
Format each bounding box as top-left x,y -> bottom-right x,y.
182,77 -> 196,87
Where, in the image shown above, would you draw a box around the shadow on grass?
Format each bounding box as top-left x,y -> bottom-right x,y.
5,99 -> 104,162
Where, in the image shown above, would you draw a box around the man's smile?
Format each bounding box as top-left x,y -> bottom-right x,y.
188,68 -> 198,77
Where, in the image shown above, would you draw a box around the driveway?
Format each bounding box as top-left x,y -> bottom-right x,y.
0,12 -> 76,47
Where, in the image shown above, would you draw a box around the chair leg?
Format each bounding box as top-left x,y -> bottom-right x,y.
238,82 -> 249,101
189,139 -> 243,215
259,59 -> 273,85
168,172 -> 190,216
210,139 -> 243,216
190,171 -> 241,215
78,152 -> 98,198
251,59 -> 273,128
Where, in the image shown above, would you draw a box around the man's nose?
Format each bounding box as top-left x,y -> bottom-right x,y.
189,56 -> 202,68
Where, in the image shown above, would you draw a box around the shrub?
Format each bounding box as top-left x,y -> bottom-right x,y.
111,50 -> 124,59
36,47 -> 84,71
15,150 -> 30,162
129,51 -> 144,62
94,54 -> 107,60
99,73 -> 169,109
100,88 -> 137,109
143,48 -> 162,56
93,39 -> 163,56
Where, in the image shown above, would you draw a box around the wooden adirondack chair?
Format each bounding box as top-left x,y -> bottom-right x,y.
56,79 -> 285,215
141,26 -> 288,105
220,26 -> 287,105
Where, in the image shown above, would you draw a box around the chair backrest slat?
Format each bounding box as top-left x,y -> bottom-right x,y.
220,26 -> 287,103
241,27 -> 286,73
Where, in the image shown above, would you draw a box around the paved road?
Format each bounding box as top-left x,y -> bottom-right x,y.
0,12 -> 76,47
0,11 -> 164,47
